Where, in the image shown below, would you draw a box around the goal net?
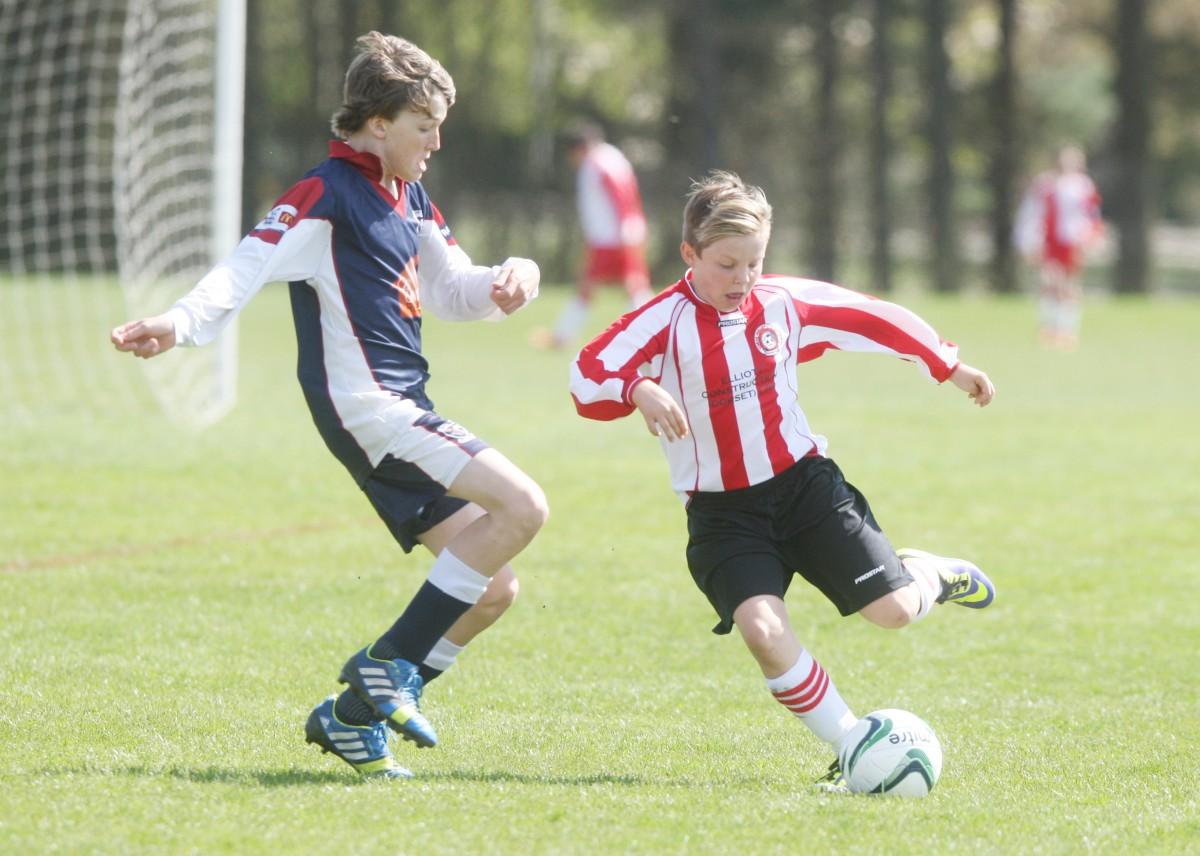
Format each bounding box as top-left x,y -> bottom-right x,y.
0,0 -> 243,428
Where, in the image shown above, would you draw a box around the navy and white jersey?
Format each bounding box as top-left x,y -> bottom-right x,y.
570,272 -> 960,499
168,141 -> 535,482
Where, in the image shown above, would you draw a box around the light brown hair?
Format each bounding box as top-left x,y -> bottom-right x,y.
682,170 -> 773,252
330,32 -> 455,136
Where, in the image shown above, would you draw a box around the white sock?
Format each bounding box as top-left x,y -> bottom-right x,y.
627,286 -> 654,309
1057,300 -> 1081,337
423,636 -> 465,673
552,295 -> 590,343
902,555 -> 941,622
1038,294 -> 1058,333
766,650 -> 858,749
427,549 -> 490,605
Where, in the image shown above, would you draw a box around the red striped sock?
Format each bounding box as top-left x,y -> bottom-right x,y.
766,650 -> 857,748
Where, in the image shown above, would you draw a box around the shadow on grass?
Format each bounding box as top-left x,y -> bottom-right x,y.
418,769 -> 651,787
41,765 -> 350,787
43,765 -> 658,789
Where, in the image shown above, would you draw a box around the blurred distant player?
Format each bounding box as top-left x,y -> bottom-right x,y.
1015,146 -> 1103,349
533,122 -> 653,350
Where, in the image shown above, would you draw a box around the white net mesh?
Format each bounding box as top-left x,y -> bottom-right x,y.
0,0 -> 237,428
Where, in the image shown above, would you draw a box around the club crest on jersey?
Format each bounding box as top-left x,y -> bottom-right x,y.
254,204 -> 298,234
753,322 -> 785,357
435,420 -> 475,444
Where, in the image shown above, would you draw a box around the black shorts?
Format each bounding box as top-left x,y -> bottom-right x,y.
362,454 -> 471,553
685,456 -> 912,634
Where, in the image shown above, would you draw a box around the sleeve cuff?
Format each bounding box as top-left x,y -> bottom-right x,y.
623,375 -> 650,405
166,306 -> 191,346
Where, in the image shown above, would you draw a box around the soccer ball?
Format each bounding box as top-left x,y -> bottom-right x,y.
837,708 -> 943,797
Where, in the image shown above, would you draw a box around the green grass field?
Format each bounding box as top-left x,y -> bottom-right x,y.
1,281 -> 1197,854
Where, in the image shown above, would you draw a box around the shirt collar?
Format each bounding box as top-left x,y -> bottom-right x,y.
329,140 -> 384,184
682,269 -> 745,316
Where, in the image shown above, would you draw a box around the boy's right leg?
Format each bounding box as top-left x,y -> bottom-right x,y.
330,449 -> 546,753
733,595 -> 859,752
733,596 -> 858,792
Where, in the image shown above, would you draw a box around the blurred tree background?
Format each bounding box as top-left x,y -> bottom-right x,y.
4,0 -> 1195,295
239,0 -> 1200,295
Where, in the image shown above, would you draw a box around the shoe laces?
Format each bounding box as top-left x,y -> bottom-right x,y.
360,720 -> 392,756
945,573 -> 973,598
388,661 -> 425,707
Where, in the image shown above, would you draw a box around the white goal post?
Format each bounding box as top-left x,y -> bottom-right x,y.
0,0 -> 245,427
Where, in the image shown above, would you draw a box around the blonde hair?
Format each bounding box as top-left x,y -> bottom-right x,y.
682,170 -> 773,252
330,32 -> 456,136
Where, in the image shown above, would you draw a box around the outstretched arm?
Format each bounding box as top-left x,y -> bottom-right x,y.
111,314 -> 176,359
949,363 -> 995,407
111,178 -> 333,356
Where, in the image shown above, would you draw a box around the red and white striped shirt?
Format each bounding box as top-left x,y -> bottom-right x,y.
576,142 -> 647,248
570,273 -> 960,499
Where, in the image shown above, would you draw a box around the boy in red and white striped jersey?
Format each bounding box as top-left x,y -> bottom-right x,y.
570,171 -> 997,789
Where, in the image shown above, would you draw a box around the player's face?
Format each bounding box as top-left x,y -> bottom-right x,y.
379,95 -> 448,183
682,229 -> 770,313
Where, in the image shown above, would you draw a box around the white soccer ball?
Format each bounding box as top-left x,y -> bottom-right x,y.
837,708 -> 943,797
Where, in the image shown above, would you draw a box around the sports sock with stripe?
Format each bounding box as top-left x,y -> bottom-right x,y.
370,549 -> 489,665
766,649 -> 858,749
418,636 -> 464,684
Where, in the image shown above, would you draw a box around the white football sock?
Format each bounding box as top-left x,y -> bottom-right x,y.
427,549 -> 490,605
423,636 -> 465,673
552,295 -> 590,344
766,650 -> 858,749
902,555 -> 941,622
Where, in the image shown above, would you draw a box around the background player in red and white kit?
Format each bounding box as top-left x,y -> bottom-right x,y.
1015,146 -> 1104,350
532,122 -> 653,350
112,32 -> 547,780
570,171 -> 998,790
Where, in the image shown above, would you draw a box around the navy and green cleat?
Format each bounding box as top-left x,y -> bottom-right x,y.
898,547 -> 996,609
814,759 -> 849,794
339,647 -> 438,747
305,696 -> 412,779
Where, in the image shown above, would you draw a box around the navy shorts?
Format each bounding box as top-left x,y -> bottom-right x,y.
359,405 -> 488,554
685,456 -> 913,634
362,453 -> 473,553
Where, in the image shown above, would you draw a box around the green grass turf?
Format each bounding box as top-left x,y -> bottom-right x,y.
1,280 -> 1197,854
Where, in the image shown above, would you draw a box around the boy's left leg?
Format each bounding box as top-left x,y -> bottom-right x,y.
857,549 -> 996,630
897,548 -> 995,609
734,595 -> 858,747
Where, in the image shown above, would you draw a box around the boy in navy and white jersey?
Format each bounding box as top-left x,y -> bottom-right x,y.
113,33 -> 548,780
570,171 -> 997,790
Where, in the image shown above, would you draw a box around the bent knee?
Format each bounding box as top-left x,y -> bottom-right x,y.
506,481 -> 550,536
737,614 -> 789,658
859,594 -> 916,630
480,568 -> 520,614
